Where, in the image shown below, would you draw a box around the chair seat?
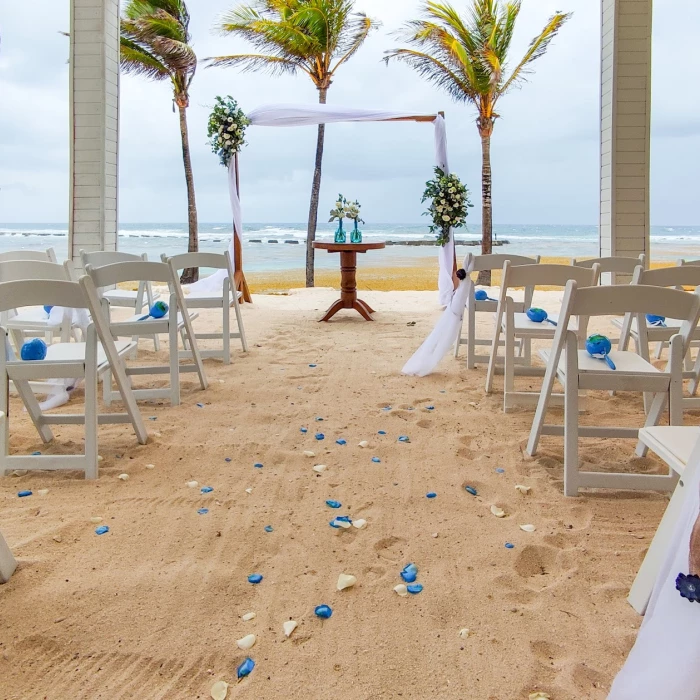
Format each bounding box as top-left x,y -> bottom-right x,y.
6,307 -> 63,328
638,426 -> 700,475
540,348 -> 661,375
112,310 -> 198,333
506,312 -> 578,336
9,340 -> 133,373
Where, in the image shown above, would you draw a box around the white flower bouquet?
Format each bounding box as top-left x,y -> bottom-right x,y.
207,96 -> 250,168
344,199 -> 364,225
329,195 -> 347,223
422,167 -> 472,246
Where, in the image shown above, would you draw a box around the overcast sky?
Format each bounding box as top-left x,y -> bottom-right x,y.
1,0 -> 699,225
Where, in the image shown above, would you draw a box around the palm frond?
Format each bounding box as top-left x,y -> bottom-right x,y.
204,53 -> 304,77
384,48 -> 476,104
123,10 -> 187,43
501,11 -> 571,93
120,36 -> 171,80
330,14 -> 377,74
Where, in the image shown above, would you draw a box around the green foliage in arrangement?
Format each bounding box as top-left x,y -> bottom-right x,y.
422,167 -> 472,247
207,96 -> 251,168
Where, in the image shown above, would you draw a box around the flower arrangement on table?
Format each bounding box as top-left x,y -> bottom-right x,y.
422,167 -> 472,246
329,195 -> 365,244
207,95 -> 250,168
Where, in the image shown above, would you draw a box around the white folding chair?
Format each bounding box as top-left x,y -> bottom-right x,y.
615,266 -> 700,395
572,254 -> 646,283
84,260 -> 208,406
80,250 -> 161,351
627,426 -> 700,613
0,528 -> 16,584
485,263 -> 600,412
0,260 -> 79,352
526,282 -> 700,496
163,251 -> 248,364
0,248 -> 57,264
454,253 -> 540,368
0,279 -> 148,479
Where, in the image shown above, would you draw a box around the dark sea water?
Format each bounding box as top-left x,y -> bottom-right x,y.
1,223 -> 699,269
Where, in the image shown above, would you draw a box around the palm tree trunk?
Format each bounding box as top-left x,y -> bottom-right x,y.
477,128 -> 493,286
305,87 -> 328,288
178,102 -> 199,284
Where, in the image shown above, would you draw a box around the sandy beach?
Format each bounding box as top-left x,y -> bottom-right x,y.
0,288 -> 680,699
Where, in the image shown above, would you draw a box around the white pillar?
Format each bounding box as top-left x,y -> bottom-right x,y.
69,0 -> 120,263
600,0 -> 652,271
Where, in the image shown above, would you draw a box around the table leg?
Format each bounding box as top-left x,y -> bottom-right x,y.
340,251 -> 358,306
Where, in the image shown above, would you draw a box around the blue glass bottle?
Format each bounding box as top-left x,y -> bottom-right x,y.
350,219 -> 362,244
334,219 -> 346,244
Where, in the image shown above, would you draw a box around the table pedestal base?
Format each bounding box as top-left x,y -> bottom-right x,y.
320,297 -> 376,323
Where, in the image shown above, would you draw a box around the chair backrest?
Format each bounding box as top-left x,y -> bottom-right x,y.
502,263 -> 600,291
164,252 -> 229,272
85,260 -> 172,289
464,252 -> 540,273
633,265 -> 700,290
0,280 -> 87,315
571,254 -> 645,275
678,259 -> 700,267
80,250 -> 145,269
0,248 -> 57,264
0,260 -> 74,283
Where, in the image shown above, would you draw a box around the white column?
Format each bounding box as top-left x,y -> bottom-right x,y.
69,0 -> 120,263
600,0 -> 652,272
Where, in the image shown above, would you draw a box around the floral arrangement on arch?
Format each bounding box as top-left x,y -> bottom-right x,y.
207,96 -> 250,168
422,167 -> 472,246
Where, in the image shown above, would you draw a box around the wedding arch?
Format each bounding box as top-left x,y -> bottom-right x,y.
195,103 -> 458,307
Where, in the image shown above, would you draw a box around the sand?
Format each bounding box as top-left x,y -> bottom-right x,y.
0,287 -> 680,699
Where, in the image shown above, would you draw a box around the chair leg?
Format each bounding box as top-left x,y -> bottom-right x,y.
636,393 -> 669,457
655,341 -> 664,360
466,306 -> 476,369
84,333 -> 99,479
103,368 -> 113,406
0,354 -> 10,477
453,315 -> 464,358
169,320 -> 181,407
563,335 -> 580,497
222,303 -> 231,364
234,301 -> 248,353
485,317 -> 502,394
503,317 -> 515,413
0,529 -> 17,584
13,379 -> 54,444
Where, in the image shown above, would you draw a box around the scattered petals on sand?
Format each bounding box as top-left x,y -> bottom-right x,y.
313,464 -> 327,473
264,526 -> 273,533
315,433 -> 325,441
303,451 -> 316,458
241,612 -> 256,621
407,584 -> 423,594
465,486 -> 478,496
253,463 -> 264,469
458,628 -> 470,639
201,486 -> 214,494
283,620 -> 298,637
248,574 -> 263,584
145,464 -> 155,470
245,488 -> 253,494
528,693 -> 551,700
16,490 -> 33,497
236,657 -> 255,679
358,440 -> 369,448
236,634 -> 256,650
515,484 -> 531,494
505,542 -> 515,549
117,474 -> 129,481
36,489 -> 49,496
394,584 -> 409,597
95,526 -> 109,535
187,480 -> 199,488
426,492 -> 437,499
314,605 -> 332,619
210,680 -> 229,700
52,535 -> 62,543
90,517 -> 102,524
401,563 -> 418,583
372,457 -> 381,463
352,519 -> 367,529
197,508 -> 209,515
490,505 -> 506,518
520,524 -> 536,532
337,574 -> 357,591
336,439 -> 347,445
495,468 -> 505,474
326,500 -> 342,509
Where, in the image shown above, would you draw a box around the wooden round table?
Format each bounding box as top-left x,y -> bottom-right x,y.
313,241 -> 386,322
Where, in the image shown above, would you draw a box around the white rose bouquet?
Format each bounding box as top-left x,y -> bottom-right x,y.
207,96 -> 250,168
422,167 -> 472,246
344,200 -> 364,225
329,194 -> 347,223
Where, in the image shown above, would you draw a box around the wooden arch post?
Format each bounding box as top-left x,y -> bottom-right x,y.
233,152 -> 252,303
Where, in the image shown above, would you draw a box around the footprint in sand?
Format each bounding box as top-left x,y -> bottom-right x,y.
373,535 -> 408,563
513,544 -> 565,581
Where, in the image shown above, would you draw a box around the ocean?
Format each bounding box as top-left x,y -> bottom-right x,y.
1,223 -> 700,270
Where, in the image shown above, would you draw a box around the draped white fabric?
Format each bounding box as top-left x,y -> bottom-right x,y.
401,276 -> 469,377
189,104 -> 455,303
608,438 -> 700,699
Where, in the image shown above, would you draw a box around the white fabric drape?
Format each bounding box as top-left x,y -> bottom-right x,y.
401,276 -> 469,377
189,104 -> 455,303
608,438 -> 700,699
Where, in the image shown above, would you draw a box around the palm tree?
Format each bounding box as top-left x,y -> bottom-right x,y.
386,0 -> 570,283
207,0 -> 378,288
120,0 -> 200,283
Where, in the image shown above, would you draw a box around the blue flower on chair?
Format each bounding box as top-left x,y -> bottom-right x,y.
676,573 -> 700,602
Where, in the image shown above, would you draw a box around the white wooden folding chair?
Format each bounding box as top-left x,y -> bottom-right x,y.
485,263 -> 600,412
454,253 -> 540,368
163,251 -> 248,364
80,250 -> 161,351
614,266 -> 700,396
627,426 -> 700,613
0,248 -> 57,264
526,282 -> 700,496
84,260 -> 208,406
0,260 -> 79,352
571,254 -> 646,284
0,279 -> 148,479
0,528 -> 16,584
